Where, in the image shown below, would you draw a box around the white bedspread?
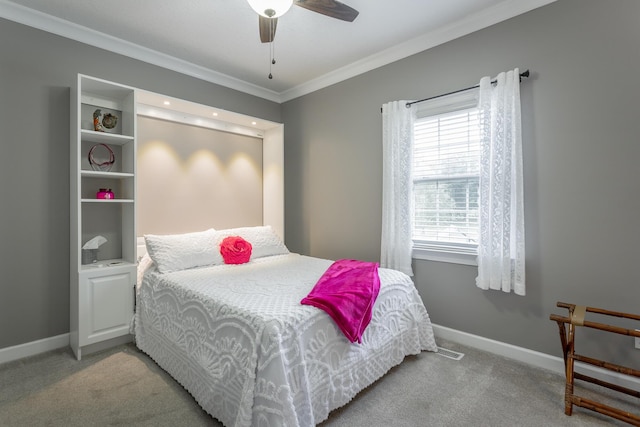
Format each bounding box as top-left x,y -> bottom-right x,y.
135,253 -> 437,427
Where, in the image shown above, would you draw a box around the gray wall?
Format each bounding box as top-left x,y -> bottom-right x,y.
282,0 -> 640,367
2,0 -> 639,369
0,18 -> 280,349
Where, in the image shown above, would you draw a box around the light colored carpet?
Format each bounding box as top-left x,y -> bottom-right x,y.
0,339 -> 636,426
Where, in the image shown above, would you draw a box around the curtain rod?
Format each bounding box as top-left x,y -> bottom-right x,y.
404,69 -> 530,109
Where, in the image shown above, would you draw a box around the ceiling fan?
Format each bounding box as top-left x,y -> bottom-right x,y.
248,0 -> 359,43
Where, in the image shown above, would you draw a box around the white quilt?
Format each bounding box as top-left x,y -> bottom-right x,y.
135,253 -> 437,427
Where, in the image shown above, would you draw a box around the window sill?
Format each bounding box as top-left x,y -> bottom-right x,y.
412,246 -> 478,266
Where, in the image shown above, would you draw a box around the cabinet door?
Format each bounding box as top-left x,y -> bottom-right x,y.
79,268 -> 134,346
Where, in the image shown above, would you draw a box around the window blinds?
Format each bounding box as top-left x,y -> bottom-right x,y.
413,107 -> 481,246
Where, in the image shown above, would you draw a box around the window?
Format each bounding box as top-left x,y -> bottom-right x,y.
412,89 -> 480,265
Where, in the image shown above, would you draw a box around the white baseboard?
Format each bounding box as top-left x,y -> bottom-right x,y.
0,333 -> 70,365
77,335 -> 133,360
432,324 -> 640,391
2,326 -> 638,393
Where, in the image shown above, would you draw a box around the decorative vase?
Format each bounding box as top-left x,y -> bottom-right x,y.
88,143 -> 115,172
102,113 -> 118,129
93,109 -> 104,132
96,188 -> 114,199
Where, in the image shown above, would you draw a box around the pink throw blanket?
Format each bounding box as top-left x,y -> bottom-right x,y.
301,259 -> 380,343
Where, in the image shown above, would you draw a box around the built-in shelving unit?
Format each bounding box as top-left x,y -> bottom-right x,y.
70,75 -> 137,360
68,76 -> 286,361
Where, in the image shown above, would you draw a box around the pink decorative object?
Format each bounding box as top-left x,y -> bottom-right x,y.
301,259 -> 380,343
96,188 -> 114,199
220,236 -> 253,264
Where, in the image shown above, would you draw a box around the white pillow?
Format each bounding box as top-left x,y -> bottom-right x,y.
144,228 -> 217,273
136,253 -> 154,290
212,225 -> 289,264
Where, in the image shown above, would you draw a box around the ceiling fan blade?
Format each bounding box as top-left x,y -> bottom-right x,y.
259,16 -> 278,43
295,0 -> 359,22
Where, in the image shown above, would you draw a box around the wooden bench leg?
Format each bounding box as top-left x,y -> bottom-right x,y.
564,322 -> 576,416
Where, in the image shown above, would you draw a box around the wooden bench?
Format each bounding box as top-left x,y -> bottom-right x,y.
550,302 -> 640,426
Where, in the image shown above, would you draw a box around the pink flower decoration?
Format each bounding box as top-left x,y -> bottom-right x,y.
220,236 -> 252,265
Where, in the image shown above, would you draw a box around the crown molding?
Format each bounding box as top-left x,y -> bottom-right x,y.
279,0 -> 557,102
0,0 -> 282,103
0,0 -> 556,104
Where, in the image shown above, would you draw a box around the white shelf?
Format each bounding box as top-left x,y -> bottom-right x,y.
81,170 -> 134,179
81,129 -> 133,145
81,198 -> 134,203
80,259 -> 135,271
71,74 -> 137,360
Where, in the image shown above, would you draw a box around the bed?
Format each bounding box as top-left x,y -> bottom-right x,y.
134,226 -> 437,427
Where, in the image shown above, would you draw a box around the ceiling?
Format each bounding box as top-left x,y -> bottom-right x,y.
1,0 -> 554,103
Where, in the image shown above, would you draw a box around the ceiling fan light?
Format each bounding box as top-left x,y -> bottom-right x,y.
247,0 -> 293,18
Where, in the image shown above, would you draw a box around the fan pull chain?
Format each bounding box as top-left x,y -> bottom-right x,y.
269,42 -> 276,79
268,19 -> 275,79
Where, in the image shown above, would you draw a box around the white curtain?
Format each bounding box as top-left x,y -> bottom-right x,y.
476,68 -> 526,295
381,101 -> 415,276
